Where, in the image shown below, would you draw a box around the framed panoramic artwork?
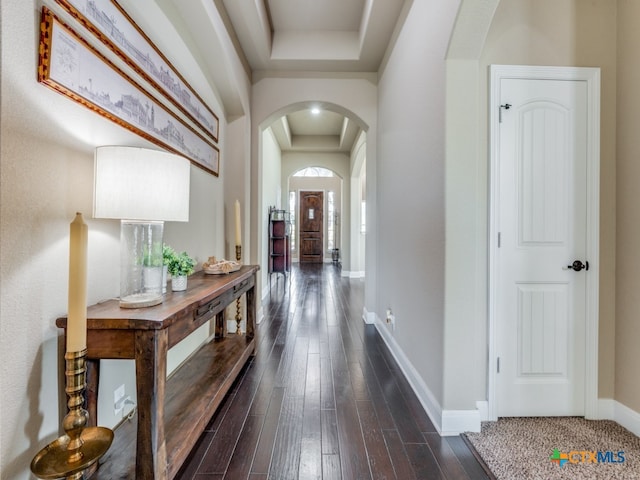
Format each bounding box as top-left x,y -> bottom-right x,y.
38,7 -> 220,176
54,0 -> 219,143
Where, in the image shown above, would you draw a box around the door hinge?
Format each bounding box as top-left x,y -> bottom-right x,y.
499,103 -> 512,123
497,357 -> 500,373
498,232 -> 501,248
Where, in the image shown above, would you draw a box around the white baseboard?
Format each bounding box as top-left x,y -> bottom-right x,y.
257,305 -> 264,325
371,313 -> 443,433
597,398 -> 615,419
441,409 -> 482,436
615,401 -> 640,437
362,307 -> 376,324
341,270 -> 365,278
476,400 -> 489,422
597,399 -> 640,437
456,399 -> 640,436
362,308 -> 485,435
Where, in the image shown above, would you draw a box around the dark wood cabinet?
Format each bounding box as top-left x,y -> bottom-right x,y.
268,208 -> 290,285
55,266 -> 259,479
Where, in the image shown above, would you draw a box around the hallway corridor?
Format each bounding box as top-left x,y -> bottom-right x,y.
176,264 -> 489,479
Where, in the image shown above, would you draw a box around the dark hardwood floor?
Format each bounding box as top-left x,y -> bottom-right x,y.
175,264 -> 489,480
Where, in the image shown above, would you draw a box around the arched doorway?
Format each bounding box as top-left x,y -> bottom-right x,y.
259,102 -> 368,280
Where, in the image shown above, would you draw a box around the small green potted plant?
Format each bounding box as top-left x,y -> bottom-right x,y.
167,250 -> 196,292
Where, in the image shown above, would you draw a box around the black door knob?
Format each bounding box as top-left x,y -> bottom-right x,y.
567,260 -> 589,272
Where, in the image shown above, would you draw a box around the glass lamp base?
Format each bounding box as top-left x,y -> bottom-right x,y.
120,221 -> 164,309
119,292 -> 163,309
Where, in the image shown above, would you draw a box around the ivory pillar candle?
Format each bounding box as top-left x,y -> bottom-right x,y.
67,212 -> 88,352
234,200 -> 241,246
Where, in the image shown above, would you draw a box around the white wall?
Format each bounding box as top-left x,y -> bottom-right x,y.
224,117 -> 252,261
350,132 -> 367,276
443,59 -> 487,410
376,0 -> 461,414
260,128 -> 283,295
615,0 -> 640,415
0,0 -> 249,477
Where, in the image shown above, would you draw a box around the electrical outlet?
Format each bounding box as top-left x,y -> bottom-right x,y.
114,384 -> 125,416
386,308 -> 395,331
121,396 -> 137,419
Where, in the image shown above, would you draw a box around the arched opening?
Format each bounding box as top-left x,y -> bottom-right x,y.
259,102 -> 368,283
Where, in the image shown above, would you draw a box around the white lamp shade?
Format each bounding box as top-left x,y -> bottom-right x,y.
93,146 -> 190,221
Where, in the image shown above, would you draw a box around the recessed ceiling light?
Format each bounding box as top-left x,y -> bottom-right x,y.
311,107 -> 320,115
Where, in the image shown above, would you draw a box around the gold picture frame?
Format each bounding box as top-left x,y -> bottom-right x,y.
54,0 -> 219,143
38,7 -> 220,176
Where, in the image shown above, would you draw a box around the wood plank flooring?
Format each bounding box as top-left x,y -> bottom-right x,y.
175,264 -> 489,480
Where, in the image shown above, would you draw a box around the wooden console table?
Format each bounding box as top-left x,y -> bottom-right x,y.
56,265 -> 259,479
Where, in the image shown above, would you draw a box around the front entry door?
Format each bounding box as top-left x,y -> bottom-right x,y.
299,191 -> 323,263
494,73 -> 593,417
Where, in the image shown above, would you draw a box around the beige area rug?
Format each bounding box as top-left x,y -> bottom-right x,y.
463,417 -> 640,479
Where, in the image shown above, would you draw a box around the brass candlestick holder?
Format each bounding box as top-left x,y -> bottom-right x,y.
31,349 -> 113,479
235,244 -> 242,335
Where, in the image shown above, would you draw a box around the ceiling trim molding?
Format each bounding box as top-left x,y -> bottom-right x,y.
253,70 -> 378,84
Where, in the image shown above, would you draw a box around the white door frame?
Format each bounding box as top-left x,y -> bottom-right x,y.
488,65 -> 600,421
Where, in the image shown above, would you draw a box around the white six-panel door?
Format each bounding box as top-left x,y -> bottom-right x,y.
489,66 -> 600,419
